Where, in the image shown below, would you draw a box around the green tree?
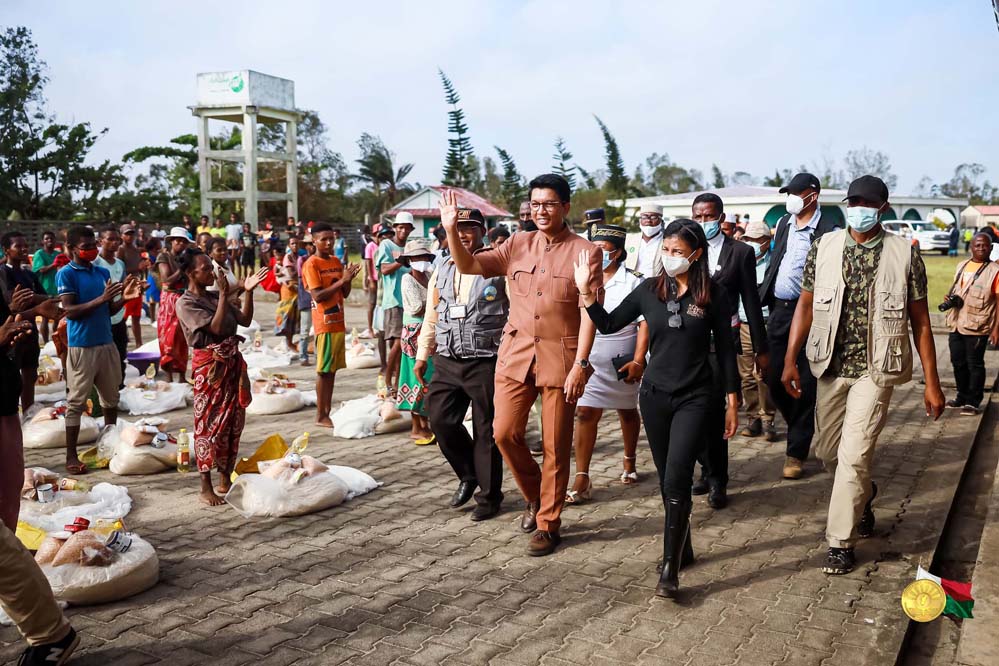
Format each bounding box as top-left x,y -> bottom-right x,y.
635,153 -> 702,196
439,69 -> 476,188
495,146 -> 525,211
0,26 -> 124,219
551,137 -> 578,190
711,164 -> 725,188
843,147 -> 897,189
479,155 -> 503,204
940,163 -> 997,204
354,132 -> 415,214
594,115 -> 628,199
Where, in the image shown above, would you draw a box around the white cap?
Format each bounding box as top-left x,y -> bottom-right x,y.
164,227 -> 193,242
638,203 -> 663,215
394,211 -> 415,227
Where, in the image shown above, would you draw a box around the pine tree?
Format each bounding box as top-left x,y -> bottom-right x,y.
551,137 -> 577,190
438,69 -> 476,188
495,146 -> 526,211
711,164 -> 725,188
594,115 -> 627,198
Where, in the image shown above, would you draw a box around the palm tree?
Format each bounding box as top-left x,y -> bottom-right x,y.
354,133 -> 415,211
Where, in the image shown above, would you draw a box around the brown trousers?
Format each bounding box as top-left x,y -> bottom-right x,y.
493,365 -> 574,533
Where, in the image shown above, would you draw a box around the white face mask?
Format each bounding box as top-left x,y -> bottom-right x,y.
409,260 -> 431,273
786,192 -> 815,216
661,252 -> 693,277
641,223 -> 663,237
744,240 -> 768,258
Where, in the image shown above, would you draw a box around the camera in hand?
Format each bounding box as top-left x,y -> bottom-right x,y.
938,294 -> 964,312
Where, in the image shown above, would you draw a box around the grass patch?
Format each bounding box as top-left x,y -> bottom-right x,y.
923,253 -> 965,307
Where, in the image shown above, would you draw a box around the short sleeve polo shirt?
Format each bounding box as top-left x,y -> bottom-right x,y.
57,261 -> 113,347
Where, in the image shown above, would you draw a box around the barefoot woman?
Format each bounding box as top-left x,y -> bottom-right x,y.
175,248 -> 269,505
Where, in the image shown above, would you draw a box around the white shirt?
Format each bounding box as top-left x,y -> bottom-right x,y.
636,232 -> 662,277
151,229 -> 166,239
225,224 -> 243,242
707,232 -> 725,275
600,266 -> 644,340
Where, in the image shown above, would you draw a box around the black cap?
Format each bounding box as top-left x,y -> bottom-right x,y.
376,225 -> 394,237
778,172 -> 821,195
843,175 -> 889,205
590,223 -> 627,249
456,208 -> 486,227
583,208 -> 605,223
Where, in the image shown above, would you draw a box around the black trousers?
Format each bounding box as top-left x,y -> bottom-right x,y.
111,319 -> 128,388
765,299 -> 816,461
950,332 -> 989,408
427,354 -> 504,508
640,382 -> 713,500
696,343 -> 730,487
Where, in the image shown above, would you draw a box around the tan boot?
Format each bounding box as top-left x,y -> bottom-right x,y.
782,456 -> 804,480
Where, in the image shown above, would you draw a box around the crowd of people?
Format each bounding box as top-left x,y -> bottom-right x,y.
2,170 -> 999,662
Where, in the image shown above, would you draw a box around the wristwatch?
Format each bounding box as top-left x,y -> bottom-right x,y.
577,359 -> 590,369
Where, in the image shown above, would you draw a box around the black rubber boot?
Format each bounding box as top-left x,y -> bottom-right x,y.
657,522 -> 695,573
655,497 -> 690,598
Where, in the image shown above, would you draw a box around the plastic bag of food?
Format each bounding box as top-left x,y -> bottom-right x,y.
50,531 -> 115,568
242,345 -> 295,370
107,421 -> 178,476
42,535 -> 159,605
232,435 -> 288,479
118,383 -> 191,416
225,470 -> 349,518
18,480 -> 132,534
245,388 -> 305,415
331,395 -> 412,439
23,415 -> 100,449
346,340 -> 380,369
119,417 -> 169,447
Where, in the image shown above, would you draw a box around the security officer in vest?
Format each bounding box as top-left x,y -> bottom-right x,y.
415,208 -> 508,521
781,175 -> 945,575
944,231 -> 999,415
759,173 -> 843,481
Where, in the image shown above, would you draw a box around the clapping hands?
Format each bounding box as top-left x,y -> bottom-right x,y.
243,266 -> 270,291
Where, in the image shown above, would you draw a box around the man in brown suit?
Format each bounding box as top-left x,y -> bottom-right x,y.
440,174 -> 603,556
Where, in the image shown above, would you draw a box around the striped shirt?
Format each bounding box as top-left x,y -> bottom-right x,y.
773,208 -> 821,300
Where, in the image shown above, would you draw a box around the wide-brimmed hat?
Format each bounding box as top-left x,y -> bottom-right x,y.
399,238 -> 434,260
394,211 -> 415,228
165,227 -> 193,242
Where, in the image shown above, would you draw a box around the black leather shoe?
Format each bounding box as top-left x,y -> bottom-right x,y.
707,484 -> 727,510
520,501 -> 539,532
450,481 -> 476,508
471,503 -> 501,521
691,476 -> 709,496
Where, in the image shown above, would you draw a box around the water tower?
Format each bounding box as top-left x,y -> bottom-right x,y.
189,70 -> 300,228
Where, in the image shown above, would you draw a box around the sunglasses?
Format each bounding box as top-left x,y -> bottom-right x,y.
667,300 -> 682,328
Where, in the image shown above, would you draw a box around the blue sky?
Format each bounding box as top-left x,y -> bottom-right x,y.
7,0 -> 999,194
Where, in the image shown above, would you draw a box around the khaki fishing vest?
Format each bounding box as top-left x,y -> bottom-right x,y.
947,260 -> 999,336
806,230 -> 913,387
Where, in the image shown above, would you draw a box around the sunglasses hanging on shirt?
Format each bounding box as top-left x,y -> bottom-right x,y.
667,300 -> 683,329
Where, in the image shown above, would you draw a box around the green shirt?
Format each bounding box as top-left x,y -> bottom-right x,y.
374,239 -> 409,310
31,248 -> 60,295
802,230 -> 927,379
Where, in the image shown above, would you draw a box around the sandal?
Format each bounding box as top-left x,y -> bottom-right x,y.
565,473 -> 592,504
621,455 -> 638,485
65,462 -> 89,475
414,434 -> 437,446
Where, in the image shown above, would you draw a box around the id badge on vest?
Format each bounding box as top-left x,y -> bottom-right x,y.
449,304 -> 467,319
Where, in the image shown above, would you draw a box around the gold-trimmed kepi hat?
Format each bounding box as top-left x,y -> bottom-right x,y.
591,223 -> 628,249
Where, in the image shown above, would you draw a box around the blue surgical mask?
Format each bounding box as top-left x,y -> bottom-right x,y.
601,250 -> 614,270
846,206 -> 880,233
701,219 -> 721,240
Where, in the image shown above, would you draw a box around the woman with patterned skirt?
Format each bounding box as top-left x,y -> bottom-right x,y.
156,228 -> 193,382
396,240 -> 436,444
175,248 -> 269,506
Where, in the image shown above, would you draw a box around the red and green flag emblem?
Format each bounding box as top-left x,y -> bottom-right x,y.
916,566 -> 974,619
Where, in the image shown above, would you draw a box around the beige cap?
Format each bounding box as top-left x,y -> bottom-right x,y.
744,221 -> 772,239
638,203 -> 663,215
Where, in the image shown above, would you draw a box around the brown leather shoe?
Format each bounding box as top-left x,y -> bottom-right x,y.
782,456 -> 804,480
520,501 -> 539,533
527,530 -> 561,556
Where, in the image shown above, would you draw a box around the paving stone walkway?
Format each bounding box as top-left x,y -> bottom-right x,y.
1,302 -> 989,666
